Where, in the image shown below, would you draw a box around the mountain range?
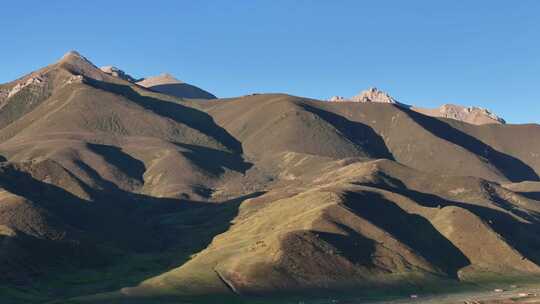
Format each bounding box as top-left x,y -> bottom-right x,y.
0,51 -> 539,303
330,87 -> 506,125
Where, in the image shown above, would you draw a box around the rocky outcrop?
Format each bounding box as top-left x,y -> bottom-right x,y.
57,51 -> 104,81
414,104 -> 506,125
329,96 -> 347,102
7,75 -> 46,98
329,87 -> 505,125
351,87 -> 400,104
65,75 -> 84,85
330,87 -> 401,105
418,104 -> 506,124
100,66 -> 138,82
0,89 -> 8,100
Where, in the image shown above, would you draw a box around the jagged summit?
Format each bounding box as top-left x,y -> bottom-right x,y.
56,50 -> 104,80
329,87 -> 505,125
100,66 -> 138,82
58,50 -> 96,67
56,51 -> 216,99
414,103 -> 506,125
330,87 -> 405,105
352,87 -> 400,104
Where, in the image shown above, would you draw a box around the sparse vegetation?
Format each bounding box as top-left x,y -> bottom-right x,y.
0,52 -> 540,304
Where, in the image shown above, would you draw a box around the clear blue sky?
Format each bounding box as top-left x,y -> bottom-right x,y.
1,1 -> 539,123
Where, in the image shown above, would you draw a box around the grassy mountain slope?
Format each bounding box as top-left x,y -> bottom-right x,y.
0,52 -> 539,303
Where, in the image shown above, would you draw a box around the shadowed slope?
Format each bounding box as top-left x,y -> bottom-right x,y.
86,79 -> 241,153
2,53 -> 540,303
87,143 -> 146,186
136,73 -> 216,100
342,191 -> 470,277
295,100 -> 539,183
208,94 -> 393,160
400,108 -> 539,182
300,103 -> 394,160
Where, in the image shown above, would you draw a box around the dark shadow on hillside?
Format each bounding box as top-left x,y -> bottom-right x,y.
343,191 -> 470,277
0,228 -> 108,286
84,78 -> 242,153
149,83 -> 217,99
0,163 -> 160,253
300,104 -> 395,160
87,143 -> 146,184
355,178 -> 540,266
174,143 -> 252,176
518,192 -> 540,201
0,164 -> 92,229
0,162 -> 265,298
400,107 -> 539,182
316,223 -> 377,266
133,191 -> 266,254
73,159 -> 123,194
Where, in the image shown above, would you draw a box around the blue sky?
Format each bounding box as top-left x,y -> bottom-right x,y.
1,1 -> 539,123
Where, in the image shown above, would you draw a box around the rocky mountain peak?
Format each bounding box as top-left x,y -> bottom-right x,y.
437,104 -> 506,124
58,50 -> 95,67
329,87 -> 404,105
329,87 -> 505,125
56,50 -> 103,80
100,66 -> 138,82
351,87 -> 399,104
60,50 -> 83,60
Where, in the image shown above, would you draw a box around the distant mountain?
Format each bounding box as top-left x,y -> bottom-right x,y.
100,65 -> 216,100
137,73 -> 217,99
0,51 -> 539,303
330,87 -> 505,125
413,103 -> 506,125
100,65 -> 139,82
331,87 -> 402,105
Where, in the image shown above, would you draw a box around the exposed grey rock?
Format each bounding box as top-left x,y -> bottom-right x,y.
329,87 -> 505,125
7,75 -> 45,98
0,89 -> 8,100
351,87 -> 400,104
414,104 -> 506,125
100,66 -> 138,82
65,75 -> 84,85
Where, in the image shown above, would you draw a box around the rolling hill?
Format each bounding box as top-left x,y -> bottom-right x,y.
0,51 -> 539,303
